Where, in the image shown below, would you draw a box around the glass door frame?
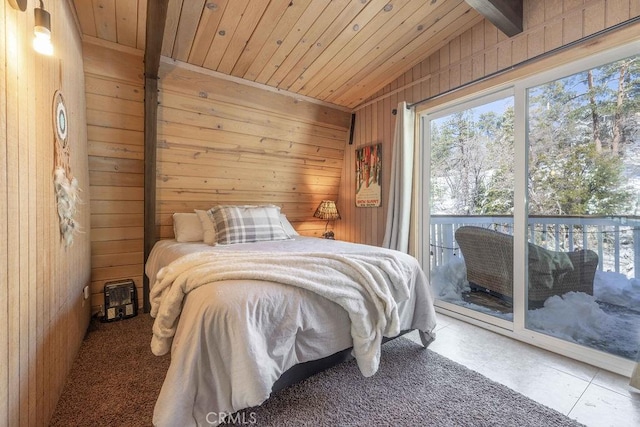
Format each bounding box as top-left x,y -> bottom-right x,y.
417,40 -> 640,376
418,87 -> 516,333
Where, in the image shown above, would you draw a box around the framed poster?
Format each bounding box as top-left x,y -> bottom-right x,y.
355,143 -> 382,207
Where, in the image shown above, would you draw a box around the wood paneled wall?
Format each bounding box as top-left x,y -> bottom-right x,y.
156,61 -> 352,238
0,1 -> 91,425
335,0 -> 640,246
83,38 -> 145,312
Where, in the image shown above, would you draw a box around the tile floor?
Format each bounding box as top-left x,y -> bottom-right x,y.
405,312 -> 640,427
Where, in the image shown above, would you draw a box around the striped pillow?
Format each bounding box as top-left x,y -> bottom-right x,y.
207,205 -> 291,245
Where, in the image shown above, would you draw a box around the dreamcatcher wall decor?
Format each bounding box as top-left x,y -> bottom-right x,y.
53,90 -> 81,248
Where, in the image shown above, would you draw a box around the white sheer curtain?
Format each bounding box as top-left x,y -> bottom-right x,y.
382,101 -> 415,253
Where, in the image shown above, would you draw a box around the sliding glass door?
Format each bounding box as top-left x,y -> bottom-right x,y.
420,41 -> 639,369
524,54 -> 640,360
425,91 -> 515,323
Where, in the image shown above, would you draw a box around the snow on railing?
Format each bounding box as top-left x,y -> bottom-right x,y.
429,215 -> 640,278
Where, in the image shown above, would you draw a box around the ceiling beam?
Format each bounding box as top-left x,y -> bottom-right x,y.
465,0 -> 523,37
143,0 -> 169,312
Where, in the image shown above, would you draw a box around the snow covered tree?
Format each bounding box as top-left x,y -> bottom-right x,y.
527,58 -> 636,216
431,110 -> 487,214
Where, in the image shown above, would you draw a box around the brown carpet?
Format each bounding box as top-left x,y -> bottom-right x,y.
51,314 -> 583,427
50,314 -> 169,427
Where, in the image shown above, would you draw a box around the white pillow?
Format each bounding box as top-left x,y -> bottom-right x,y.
172,213 -> 204,242
195,209 -> 216,245
280,213 -> 299,236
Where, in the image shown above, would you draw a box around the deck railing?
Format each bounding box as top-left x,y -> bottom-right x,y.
429,215 -> 640,278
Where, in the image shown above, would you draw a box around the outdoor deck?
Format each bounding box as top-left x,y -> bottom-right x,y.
429,215 -> 640,277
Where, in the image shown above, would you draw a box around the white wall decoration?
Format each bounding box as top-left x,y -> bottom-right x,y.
53,90 -> 81,247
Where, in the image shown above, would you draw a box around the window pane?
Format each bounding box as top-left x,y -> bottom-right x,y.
525,55 -> 640,360
428,96 -> 515,320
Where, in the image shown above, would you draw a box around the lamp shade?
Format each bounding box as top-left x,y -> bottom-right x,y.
33,2 -> 53,56
313,200 -> 341,221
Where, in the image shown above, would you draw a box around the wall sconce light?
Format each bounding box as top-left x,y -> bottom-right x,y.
33,0 -> 53,56
7,0 -> 27,11
313,200 -> 341,239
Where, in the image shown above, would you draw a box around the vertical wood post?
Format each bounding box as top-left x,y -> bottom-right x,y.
143,0 -> 169,312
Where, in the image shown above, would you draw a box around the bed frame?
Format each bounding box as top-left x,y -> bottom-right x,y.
272,329 -> 414,393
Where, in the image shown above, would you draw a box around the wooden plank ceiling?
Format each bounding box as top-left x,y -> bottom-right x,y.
72,0 -> 494,109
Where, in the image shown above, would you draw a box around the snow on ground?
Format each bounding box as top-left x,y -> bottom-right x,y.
594,270 -> 640,308
430,258 -> 640,359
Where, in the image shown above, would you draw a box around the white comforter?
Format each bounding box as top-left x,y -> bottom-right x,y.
147,237 -> 436,427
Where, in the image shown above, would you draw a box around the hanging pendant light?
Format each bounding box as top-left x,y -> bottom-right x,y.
33,0 -> 53,56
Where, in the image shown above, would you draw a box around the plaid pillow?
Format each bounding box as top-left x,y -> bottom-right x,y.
207,205 -> 291,245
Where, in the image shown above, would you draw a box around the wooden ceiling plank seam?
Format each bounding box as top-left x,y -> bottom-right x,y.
302,0 -> 428,100
253,0 -> 334,85
172,0 -> 207,62
115,0 -> 139,48
326,1 -> 471,105
267,0 -> 408,92
241,0 -> 317,82
67,0 -> 87,37
136,0 -> 147,50
161,0 -> 185,57
340,18 -> 482,108
258,0 -> 356,87
230,0 -> 297,78
72,0 -> 98,37
280,0 -> 390,93
216,0 -> 272,74
338,6 -> 483,107
309,0 -> 461,101
201,0 -> 251,70
291,0 -> 396,93
92,0 -> 118,42
74,0 -> 510,115
312,0 -> 464,102
187,0 -> 229,66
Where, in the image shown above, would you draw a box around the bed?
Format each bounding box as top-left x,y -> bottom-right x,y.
146,207 -> 437,427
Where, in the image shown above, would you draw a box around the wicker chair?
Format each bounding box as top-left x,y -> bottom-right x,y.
454,226 -> 598,306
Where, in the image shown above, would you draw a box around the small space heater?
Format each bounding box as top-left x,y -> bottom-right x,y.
103,279 -> 138,322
